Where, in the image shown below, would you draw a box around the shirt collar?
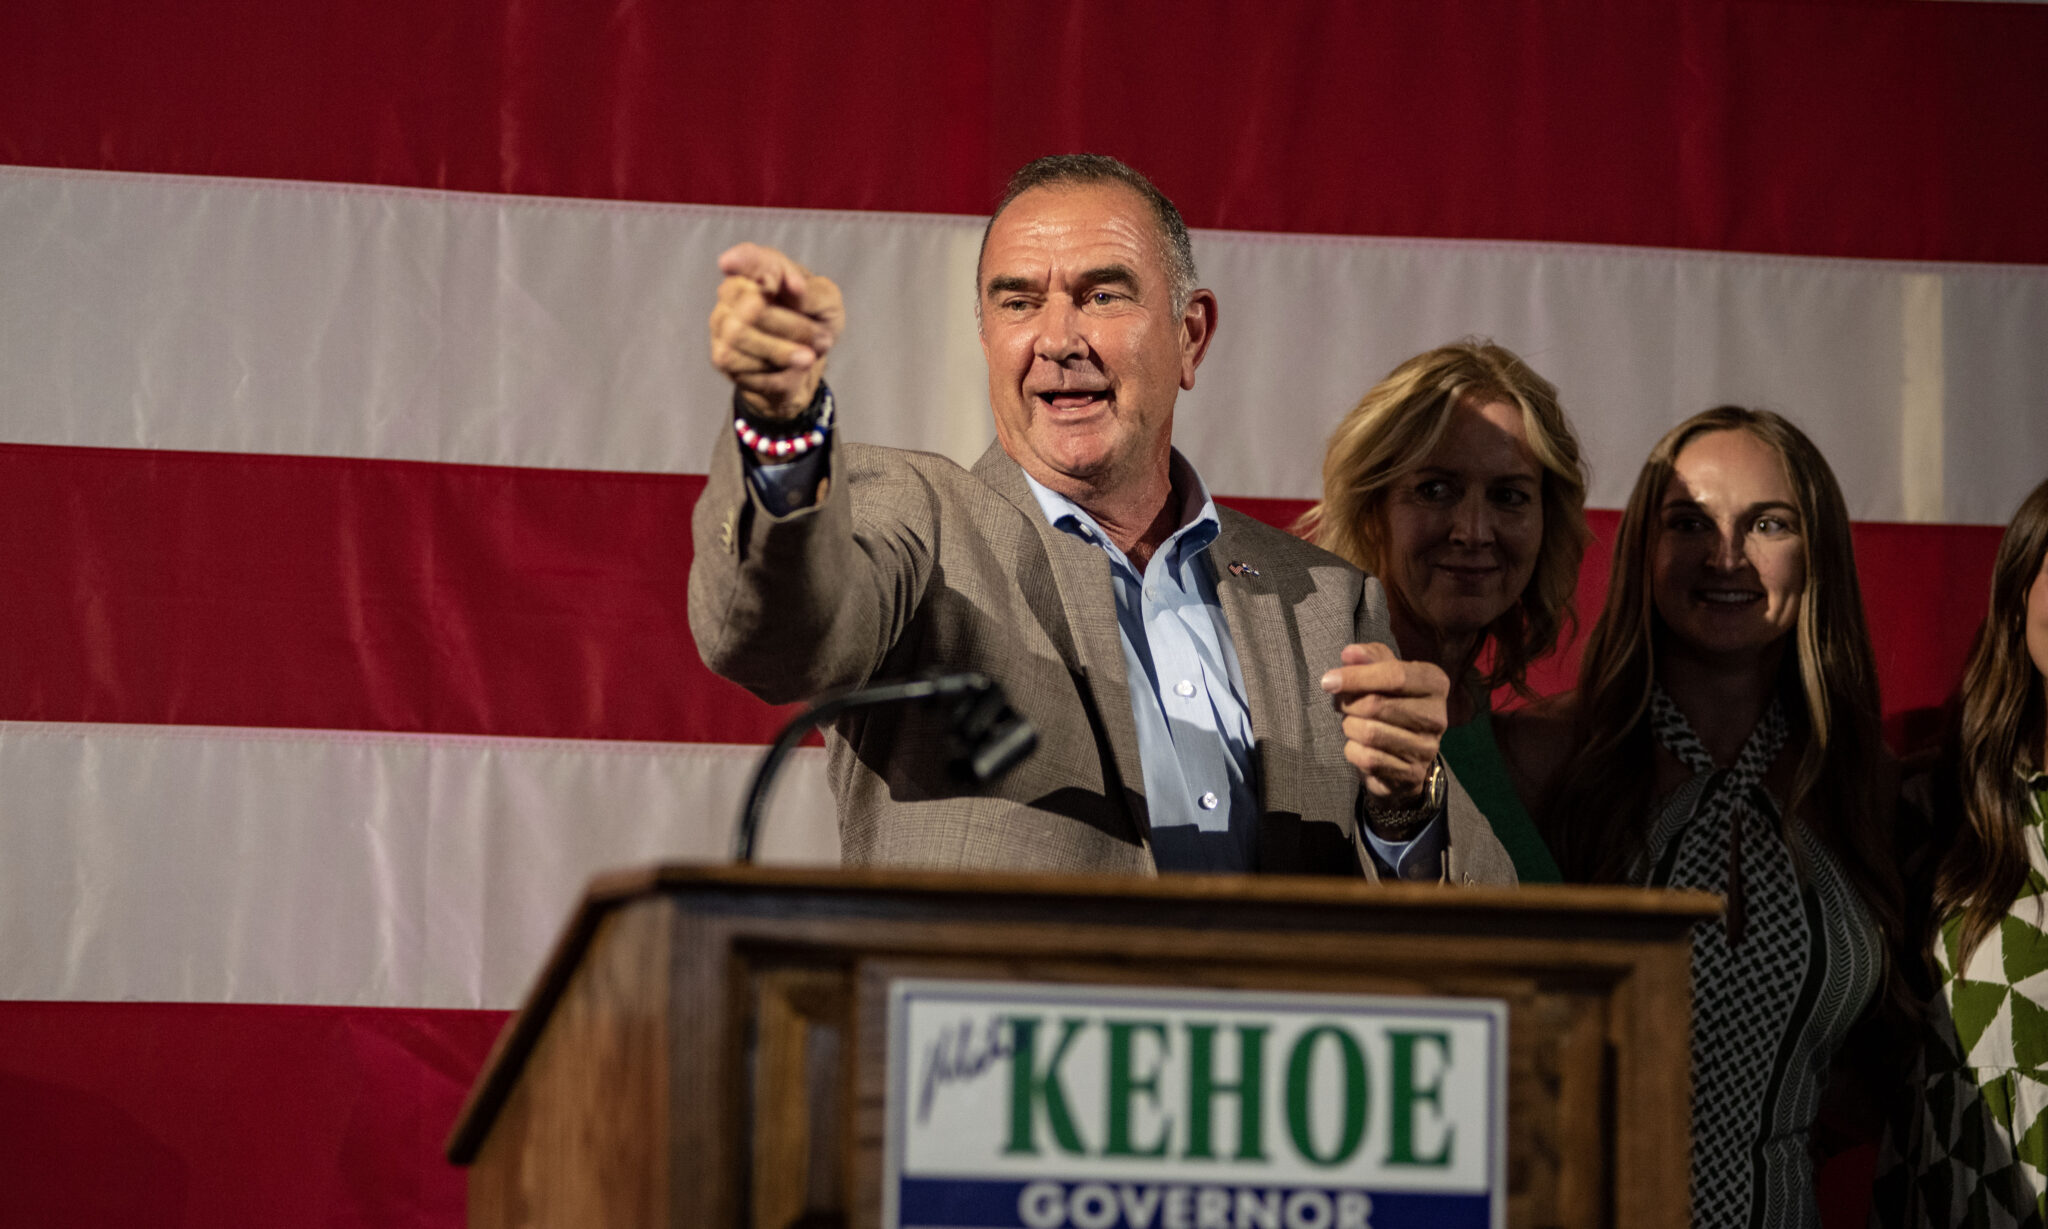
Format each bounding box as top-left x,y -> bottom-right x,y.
1018,450 -> 1221,565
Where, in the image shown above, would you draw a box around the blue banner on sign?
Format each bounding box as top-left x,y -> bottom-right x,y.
896,1178 -> 1489,1229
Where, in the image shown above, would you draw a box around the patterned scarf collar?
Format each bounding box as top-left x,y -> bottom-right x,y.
1650,684 -> 1789,947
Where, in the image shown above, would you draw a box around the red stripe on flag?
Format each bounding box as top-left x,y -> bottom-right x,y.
1,442 -> 797,743
1846,518 -> 2006,748
2,443 -> 2003,745
0,1000 -> 505,1229
2,2 -> 2044,263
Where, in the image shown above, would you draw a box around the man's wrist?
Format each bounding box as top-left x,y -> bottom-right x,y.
734,384 -> 834,463
1362,756 -> 1448,839
735,369 -> 825,421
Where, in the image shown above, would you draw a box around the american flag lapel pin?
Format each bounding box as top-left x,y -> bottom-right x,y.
1228,560 -> 1259,578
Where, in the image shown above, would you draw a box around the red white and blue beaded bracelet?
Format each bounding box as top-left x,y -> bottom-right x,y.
733,386 -> 835,462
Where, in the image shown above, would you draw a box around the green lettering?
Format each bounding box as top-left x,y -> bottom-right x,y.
1104,1020 -> 1171,1157
1285,1024 -> 1367,1167
1387,1030 -> 1453,1166
1184,1023 -> 1267,1161
1004,1016 -> 1090,1156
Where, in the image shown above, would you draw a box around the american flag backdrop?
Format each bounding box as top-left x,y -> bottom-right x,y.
2,2 -> 2046,1224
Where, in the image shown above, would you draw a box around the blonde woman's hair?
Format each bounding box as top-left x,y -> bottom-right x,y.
1297,339 -> 1589,693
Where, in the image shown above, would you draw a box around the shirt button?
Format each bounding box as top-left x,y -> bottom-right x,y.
1400,857 -> 1437,882
1174,680 -> 1196,697
1199,792 -> 1219,810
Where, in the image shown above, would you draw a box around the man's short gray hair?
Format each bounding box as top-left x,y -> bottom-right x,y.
976,154 -> 1199,317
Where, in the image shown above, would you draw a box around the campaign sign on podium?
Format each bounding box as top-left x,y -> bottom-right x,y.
885,980 -> 1506,1229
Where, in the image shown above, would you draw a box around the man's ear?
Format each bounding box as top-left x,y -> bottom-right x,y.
1179,289 -> 1219,390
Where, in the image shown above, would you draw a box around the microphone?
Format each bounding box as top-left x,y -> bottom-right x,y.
731,671 -> 1038,863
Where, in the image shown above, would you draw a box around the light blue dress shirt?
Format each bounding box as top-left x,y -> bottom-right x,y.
1359,803 -> 1448,881
749,447 -> 828,515
1021,458 -> 1260,872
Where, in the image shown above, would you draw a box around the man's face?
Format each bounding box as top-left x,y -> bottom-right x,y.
977,183 -> 1211,500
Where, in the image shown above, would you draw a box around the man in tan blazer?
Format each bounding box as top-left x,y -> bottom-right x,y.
691,155 -> 1514,884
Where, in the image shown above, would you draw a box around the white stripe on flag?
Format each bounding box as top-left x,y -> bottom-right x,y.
1901,272 -> 1946,523
5,165 -> 2045,521
0,720 -> 836,1009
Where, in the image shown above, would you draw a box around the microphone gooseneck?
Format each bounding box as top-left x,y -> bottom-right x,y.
731,671 -> 1038,863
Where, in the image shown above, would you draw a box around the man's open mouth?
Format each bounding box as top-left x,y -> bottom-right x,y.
1036,389 -> 1110,410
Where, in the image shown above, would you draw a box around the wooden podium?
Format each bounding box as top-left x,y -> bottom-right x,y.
447,866 -> 1714,1229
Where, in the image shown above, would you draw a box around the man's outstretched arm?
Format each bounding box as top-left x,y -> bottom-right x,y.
690,243 -> 933,705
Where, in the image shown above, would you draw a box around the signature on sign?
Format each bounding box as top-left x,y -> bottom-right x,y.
917,1014 -> 1014,1124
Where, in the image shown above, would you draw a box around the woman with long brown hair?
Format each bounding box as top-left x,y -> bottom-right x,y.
1507,406 -> 1903,1225
1876,476 -> 2048,1225
1301,340 -> 1588,881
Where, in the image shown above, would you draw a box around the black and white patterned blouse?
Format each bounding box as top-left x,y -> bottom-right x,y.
1641,689 -> 1884,1228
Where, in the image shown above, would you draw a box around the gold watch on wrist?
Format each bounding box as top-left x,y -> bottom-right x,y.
1363,755 -> 1448,839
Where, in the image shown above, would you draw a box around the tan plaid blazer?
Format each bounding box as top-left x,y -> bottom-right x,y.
690,428 -> 1514,885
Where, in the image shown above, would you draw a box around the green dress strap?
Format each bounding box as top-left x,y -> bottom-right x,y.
1439,706 -> 1562,883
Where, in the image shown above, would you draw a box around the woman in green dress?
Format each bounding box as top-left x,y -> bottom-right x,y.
1299,340 -> 1588,882
1878,476 -> 2048,1226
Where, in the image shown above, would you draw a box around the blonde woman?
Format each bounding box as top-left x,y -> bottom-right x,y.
1300,340 -> 1588,881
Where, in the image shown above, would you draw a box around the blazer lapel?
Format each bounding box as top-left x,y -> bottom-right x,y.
972,445 -> 1154,858
1210,513 -> 1357,844
1210,514 -> 1291,816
